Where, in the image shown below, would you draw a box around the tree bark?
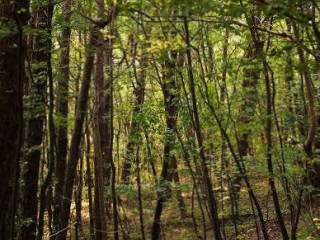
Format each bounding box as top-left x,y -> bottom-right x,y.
19,4 -> 48,239
0,1 -> 30,239
58,5 -> 119,240
37,3 -> 55,239
85,128 -> 95,240
93,1 -> 108,238
53,0 -> 71,234
183,17 -> 222,240
106,8 -> 119,239
58,25 -> 100,240
263,61 -> 289,240
151,53 -> 181,240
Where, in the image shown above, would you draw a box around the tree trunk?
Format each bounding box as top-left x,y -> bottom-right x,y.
57,5 -> 119,240
53,0 -> 71,234
58,25 -> 100,240
0,1 -> 30,239
19,3 -> 47,239
106,8 -> 119,239
93,1 -> 108,238
37,3 -> 55,239
93,113 -> 108,240
263,61 -> 289,240
85,129 -> 95,240
183,17 -> 222,240
293,23 -> 320,189
75,149 -> 83,238
151,51 -> 185,239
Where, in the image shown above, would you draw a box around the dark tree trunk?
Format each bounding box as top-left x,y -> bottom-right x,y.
136,147 -> 146,240
37,3 -> 55,239
85,129 -> 95,240
183,17 -> 222,240
0,1 -> 30,239
263,61 -> 289,240
292,23 -> 320,190
106,9 -> 119,239
93,1 -> 108,238
58,26 -> 100,240
58,5 -> 119,238
151,51 -> 185,239
75,152 -> 83,238
53,0 -> 71,234
93,101 -> 108,240
19,4 -> 47,240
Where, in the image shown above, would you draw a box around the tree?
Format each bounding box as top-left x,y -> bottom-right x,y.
0,1 -> 30,239
19,3 -> 48,239
3,0 -> 320,239
57,3 -> 119,239
53,0 -> 71,233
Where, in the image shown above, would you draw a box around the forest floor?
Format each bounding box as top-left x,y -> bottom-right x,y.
63,177 -> 320,240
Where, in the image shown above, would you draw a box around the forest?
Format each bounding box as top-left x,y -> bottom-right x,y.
1,0 -> 320,239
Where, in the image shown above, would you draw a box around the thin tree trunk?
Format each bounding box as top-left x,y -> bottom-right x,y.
151,51 -> 184,239
86,128 -> 95,240
136,147 -> 146,240
293,24 -> 317,157
58,25 -> 100,240
53,0 -> 71,234
263,61 -> 289,240
293,23 -> 320,192
58,7 -> 118,238
37,3 -> 55,239
183,17 -> 222,240
106,8 -> 119,239
75,148 -> 83,237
